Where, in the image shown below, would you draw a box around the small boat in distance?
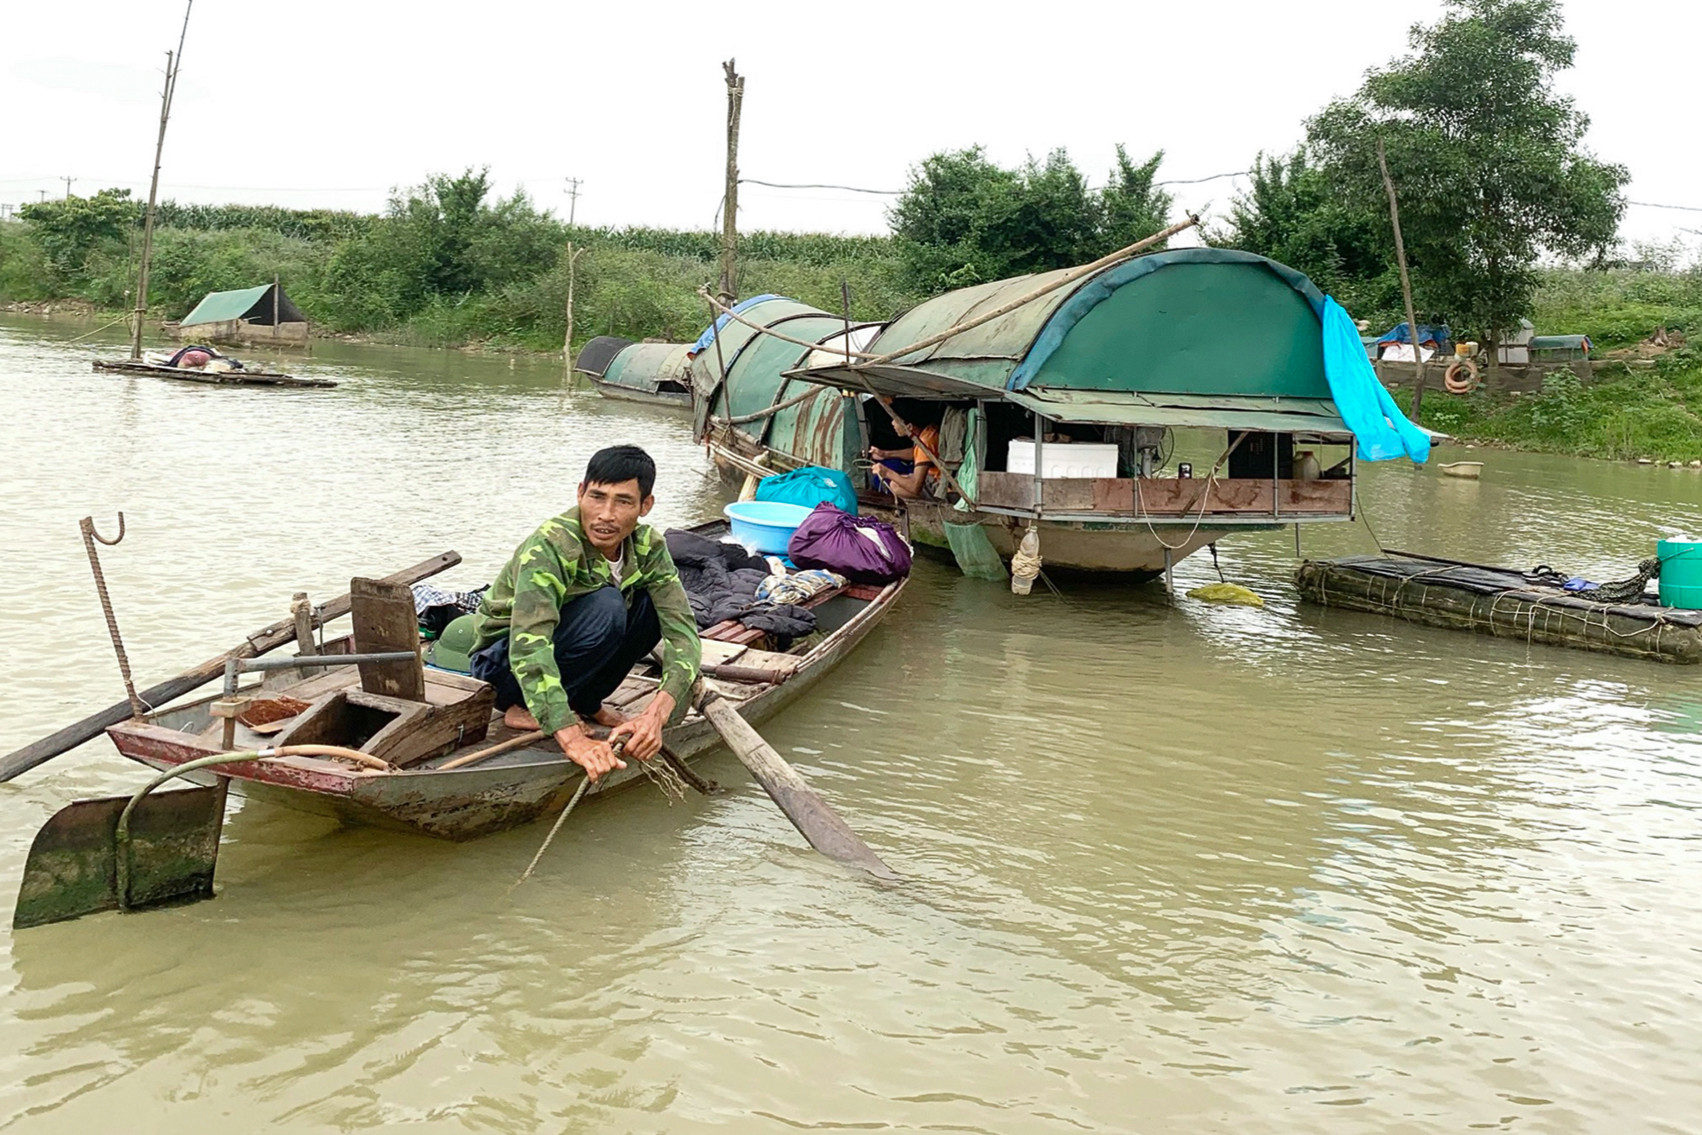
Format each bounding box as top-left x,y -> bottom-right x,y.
575,336 -> 693,410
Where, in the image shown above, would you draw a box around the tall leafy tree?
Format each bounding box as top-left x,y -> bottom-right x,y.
18,188 -> 140,285
889,145 -> 1174,293
1218,148 -> 1397,320
1305,0 -> 1627,347
318,168 -> 562,324
1096,145 -> 1174,253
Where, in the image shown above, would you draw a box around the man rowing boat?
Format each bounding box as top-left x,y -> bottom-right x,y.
468,446 -> 702,781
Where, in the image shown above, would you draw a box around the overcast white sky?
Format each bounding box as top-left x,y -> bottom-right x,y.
3,0 -> 1697,256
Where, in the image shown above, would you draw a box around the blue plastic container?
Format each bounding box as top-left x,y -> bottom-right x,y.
724,500 -> 814,554
1658,538 -> 1702,609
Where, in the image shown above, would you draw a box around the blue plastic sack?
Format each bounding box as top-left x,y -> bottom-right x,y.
755,466 -> 858,515
1320,296 -> 1431,464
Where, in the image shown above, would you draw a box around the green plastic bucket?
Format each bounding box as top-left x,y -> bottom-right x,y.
1658,539 -> 1702,609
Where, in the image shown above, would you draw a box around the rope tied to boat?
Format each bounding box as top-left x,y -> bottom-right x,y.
80,513 -> 148,718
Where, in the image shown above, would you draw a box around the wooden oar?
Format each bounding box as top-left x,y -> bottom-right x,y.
695,687 -> 897,880
0,551 -> 461,783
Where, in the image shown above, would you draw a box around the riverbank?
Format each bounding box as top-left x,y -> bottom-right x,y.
1395,351 -> 1702,464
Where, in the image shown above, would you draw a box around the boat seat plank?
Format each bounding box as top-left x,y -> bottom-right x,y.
350,578 -> 425,701
700,640 -> 749,667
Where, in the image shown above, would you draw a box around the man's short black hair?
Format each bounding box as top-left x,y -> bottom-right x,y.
583,445 -> 657,498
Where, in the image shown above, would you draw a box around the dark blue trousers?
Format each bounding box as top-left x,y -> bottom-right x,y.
469,586 -> 661,720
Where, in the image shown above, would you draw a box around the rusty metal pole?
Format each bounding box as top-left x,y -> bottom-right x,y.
718,60 -> 744,307
80,514 -> 146,718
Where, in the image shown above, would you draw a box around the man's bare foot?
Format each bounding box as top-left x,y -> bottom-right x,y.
587,704 -> 628,728
503,705 -> 540,731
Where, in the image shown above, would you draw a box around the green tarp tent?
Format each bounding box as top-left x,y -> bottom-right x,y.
180,283 -> 304,328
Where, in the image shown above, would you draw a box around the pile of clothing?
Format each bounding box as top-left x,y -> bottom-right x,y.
664,529 -> 842,646
411,583 -> 489,638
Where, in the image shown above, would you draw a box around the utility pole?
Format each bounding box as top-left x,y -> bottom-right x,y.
38,190 -> 47,203
61,176 -> 75,199
131,0 -> 194,361
718,59 -> 744,307
564,177 -> 581,227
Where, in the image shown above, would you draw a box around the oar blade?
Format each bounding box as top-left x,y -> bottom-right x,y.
754,775 -> 900,881
698,695 -> 897,880
13,784 -> 227,929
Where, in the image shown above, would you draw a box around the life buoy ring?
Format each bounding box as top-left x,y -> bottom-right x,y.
1444,359 -> 1479,394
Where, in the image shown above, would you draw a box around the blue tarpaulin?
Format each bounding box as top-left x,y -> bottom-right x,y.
1320,297 -> 1431,463
690,294 -> 785,356
1375,321 -> 1451,347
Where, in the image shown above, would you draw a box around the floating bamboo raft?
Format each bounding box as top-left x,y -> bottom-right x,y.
92,359 -> 336,388
1295,552 -> 1702,664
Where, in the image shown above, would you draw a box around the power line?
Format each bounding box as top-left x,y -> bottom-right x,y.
740,178 -> 901,196
1628,199 -> 1702,214
740,168 -> 1254,198
1156,170 -> 1250,186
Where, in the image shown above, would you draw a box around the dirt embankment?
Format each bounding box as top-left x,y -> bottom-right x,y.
2,298 -> 104,316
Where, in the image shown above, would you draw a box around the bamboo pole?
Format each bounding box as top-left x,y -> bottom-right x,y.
130,0 -> 194,361
1377,138 -> 1425,419
563,241 -> 583,367
718,60 -> 744,307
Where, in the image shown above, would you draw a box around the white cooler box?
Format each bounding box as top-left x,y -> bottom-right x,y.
1006,439 -> 1119,479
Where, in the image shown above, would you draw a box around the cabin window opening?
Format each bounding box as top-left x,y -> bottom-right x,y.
976,401 -> 1040,473
1227,431 -> 1294,480
861,396 -> 944,454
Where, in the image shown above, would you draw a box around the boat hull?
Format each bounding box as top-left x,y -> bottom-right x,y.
92,359 -> 334,388
590,379 -> 692,410
107,578 -> 902,840
708,444 -> 1241,577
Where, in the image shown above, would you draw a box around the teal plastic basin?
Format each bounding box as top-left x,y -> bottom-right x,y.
724,500 -> 813,554
1658,538 -> 1702,609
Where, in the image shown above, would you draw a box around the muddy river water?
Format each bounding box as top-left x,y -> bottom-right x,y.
2,315 -> 1701,1133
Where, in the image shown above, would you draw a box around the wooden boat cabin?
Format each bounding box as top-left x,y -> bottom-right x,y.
167,281 -> 309,347
691,249 -> 1400,580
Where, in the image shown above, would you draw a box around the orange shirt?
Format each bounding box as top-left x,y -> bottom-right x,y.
912,425 -> 942,483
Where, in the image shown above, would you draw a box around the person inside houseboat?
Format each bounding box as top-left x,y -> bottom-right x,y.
467,445 -> 702,782
869,422 -> 942,500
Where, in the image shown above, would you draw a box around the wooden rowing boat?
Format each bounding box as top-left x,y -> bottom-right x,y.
102,527 -> 904,840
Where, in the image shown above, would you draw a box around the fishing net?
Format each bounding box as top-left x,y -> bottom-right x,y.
944,522 -> 1007,580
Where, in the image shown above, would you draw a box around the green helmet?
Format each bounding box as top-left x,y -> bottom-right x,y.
427,613 -> 479,674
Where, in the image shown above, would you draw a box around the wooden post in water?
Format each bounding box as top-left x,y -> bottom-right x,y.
1377,137 -> 1425,419
718,60 -> 744,307
563,241 -> 584,368
130,0 -> 194,361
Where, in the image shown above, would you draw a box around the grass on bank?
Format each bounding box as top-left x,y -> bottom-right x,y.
1391,268 -> 1702,462
1397,351 -> 1702,463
